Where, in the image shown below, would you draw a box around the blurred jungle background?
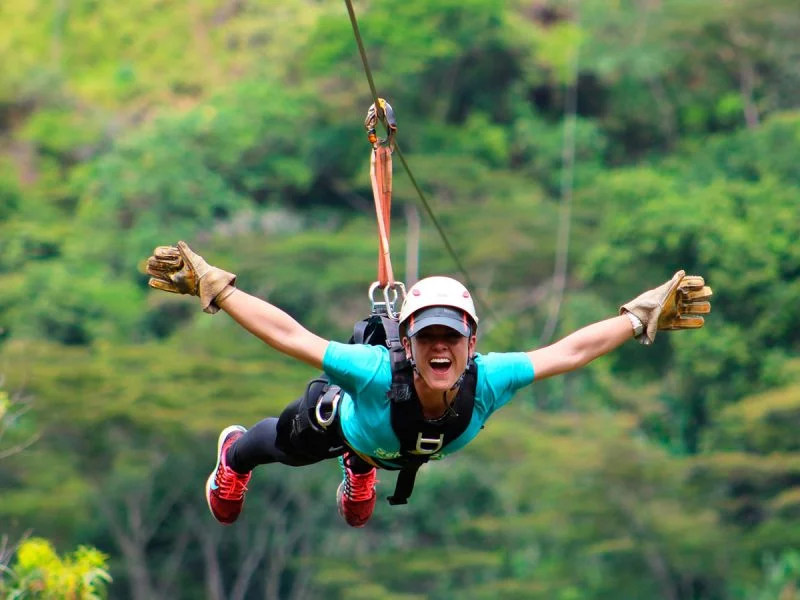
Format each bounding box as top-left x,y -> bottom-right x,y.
1,0 -> 799,598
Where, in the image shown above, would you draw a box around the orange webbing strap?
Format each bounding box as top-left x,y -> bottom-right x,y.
365,99 -> 398,287
371,145 -> 393,286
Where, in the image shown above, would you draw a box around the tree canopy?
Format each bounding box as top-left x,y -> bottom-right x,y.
1,0 -> 798,598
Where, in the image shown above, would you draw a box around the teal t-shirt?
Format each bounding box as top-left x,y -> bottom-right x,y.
322,341 -> 535,465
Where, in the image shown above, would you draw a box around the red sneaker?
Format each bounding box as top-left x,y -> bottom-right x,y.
336,452 -> 377,528
206,425 -> 251,525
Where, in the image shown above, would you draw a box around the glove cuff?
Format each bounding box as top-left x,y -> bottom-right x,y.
620,304 -> 655,345
624,310 -> 644,339
199,268 -> 237,314
208,285 -> 238,313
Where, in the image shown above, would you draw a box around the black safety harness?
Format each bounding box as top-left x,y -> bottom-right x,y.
348,313 -> 477,505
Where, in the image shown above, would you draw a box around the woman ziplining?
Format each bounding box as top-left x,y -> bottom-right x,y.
145,247 -> 712,528
144,102 -> 714,529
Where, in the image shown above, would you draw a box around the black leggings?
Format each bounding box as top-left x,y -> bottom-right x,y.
227,378 -> 371,474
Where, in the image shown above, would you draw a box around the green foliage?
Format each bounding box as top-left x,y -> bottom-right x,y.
577,117 -> 800,453
0,538 -> 110,599
19,109 -> 106,159
0,390 -> 7,423
8,262 -> 143,345
510,108 -> 608,193
748,550 -> 800,600
0,159 -> 22,224
706,383 -> 800,454
1,0 -> 799,598
305,0 -> 513,119
681,111 -> 800,187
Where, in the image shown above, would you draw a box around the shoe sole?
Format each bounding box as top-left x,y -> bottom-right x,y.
206,424 -> 247,524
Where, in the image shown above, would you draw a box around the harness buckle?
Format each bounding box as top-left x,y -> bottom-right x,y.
413,433 -> 444,455
314,387 -> 341,430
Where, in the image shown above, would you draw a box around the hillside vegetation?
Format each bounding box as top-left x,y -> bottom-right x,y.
1,0 -> 799,598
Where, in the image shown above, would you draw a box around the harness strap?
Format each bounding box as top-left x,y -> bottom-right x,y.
385,317 -> 477,505
364,99 -> 397,287
386,361 -> 476,505
283,377 -> 347,461
350,314 -> 390,347
290,378 -> 329,437
387,458 -> 425,505
348,313 -> 477,506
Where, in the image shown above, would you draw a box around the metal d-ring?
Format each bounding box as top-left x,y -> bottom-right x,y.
315,388 -> 341,430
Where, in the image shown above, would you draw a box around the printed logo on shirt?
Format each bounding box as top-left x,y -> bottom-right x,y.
374,448 -> 402,460
373,448 -> 448,461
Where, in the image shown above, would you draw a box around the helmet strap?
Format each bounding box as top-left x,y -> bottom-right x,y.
407,353 -> 421,377
449,362 -> 469,391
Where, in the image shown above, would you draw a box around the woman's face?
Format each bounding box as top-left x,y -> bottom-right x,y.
403,325 -> 476,392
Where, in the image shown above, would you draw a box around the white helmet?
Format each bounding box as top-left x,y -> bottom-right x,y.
398,276 -> 478,337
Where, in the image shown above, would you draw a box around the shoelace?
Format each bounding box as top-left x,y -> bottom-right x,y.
343,467 -> 376,502
217,466 -> 249,501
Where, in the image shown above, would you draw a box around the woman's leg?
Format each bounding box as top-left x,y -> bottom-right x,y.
227,379 -> 344,473
228,414 -> 310,471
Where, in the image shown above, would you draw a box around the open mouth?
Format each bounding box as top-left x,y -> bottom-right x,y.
429,357 -> 452,374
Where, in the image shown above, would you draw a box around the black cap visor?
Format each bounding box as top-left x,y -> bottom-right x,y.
406,306 -> 471,338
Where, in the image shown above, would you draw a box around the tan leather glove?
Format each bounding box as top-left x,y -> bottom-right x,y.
621,270 -> 713,345
146,241 -> 237,314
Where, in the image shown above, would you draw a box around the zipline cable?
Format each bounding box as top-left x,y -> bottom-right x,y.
343,0 -> 381,113
342,0 -> 497,323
